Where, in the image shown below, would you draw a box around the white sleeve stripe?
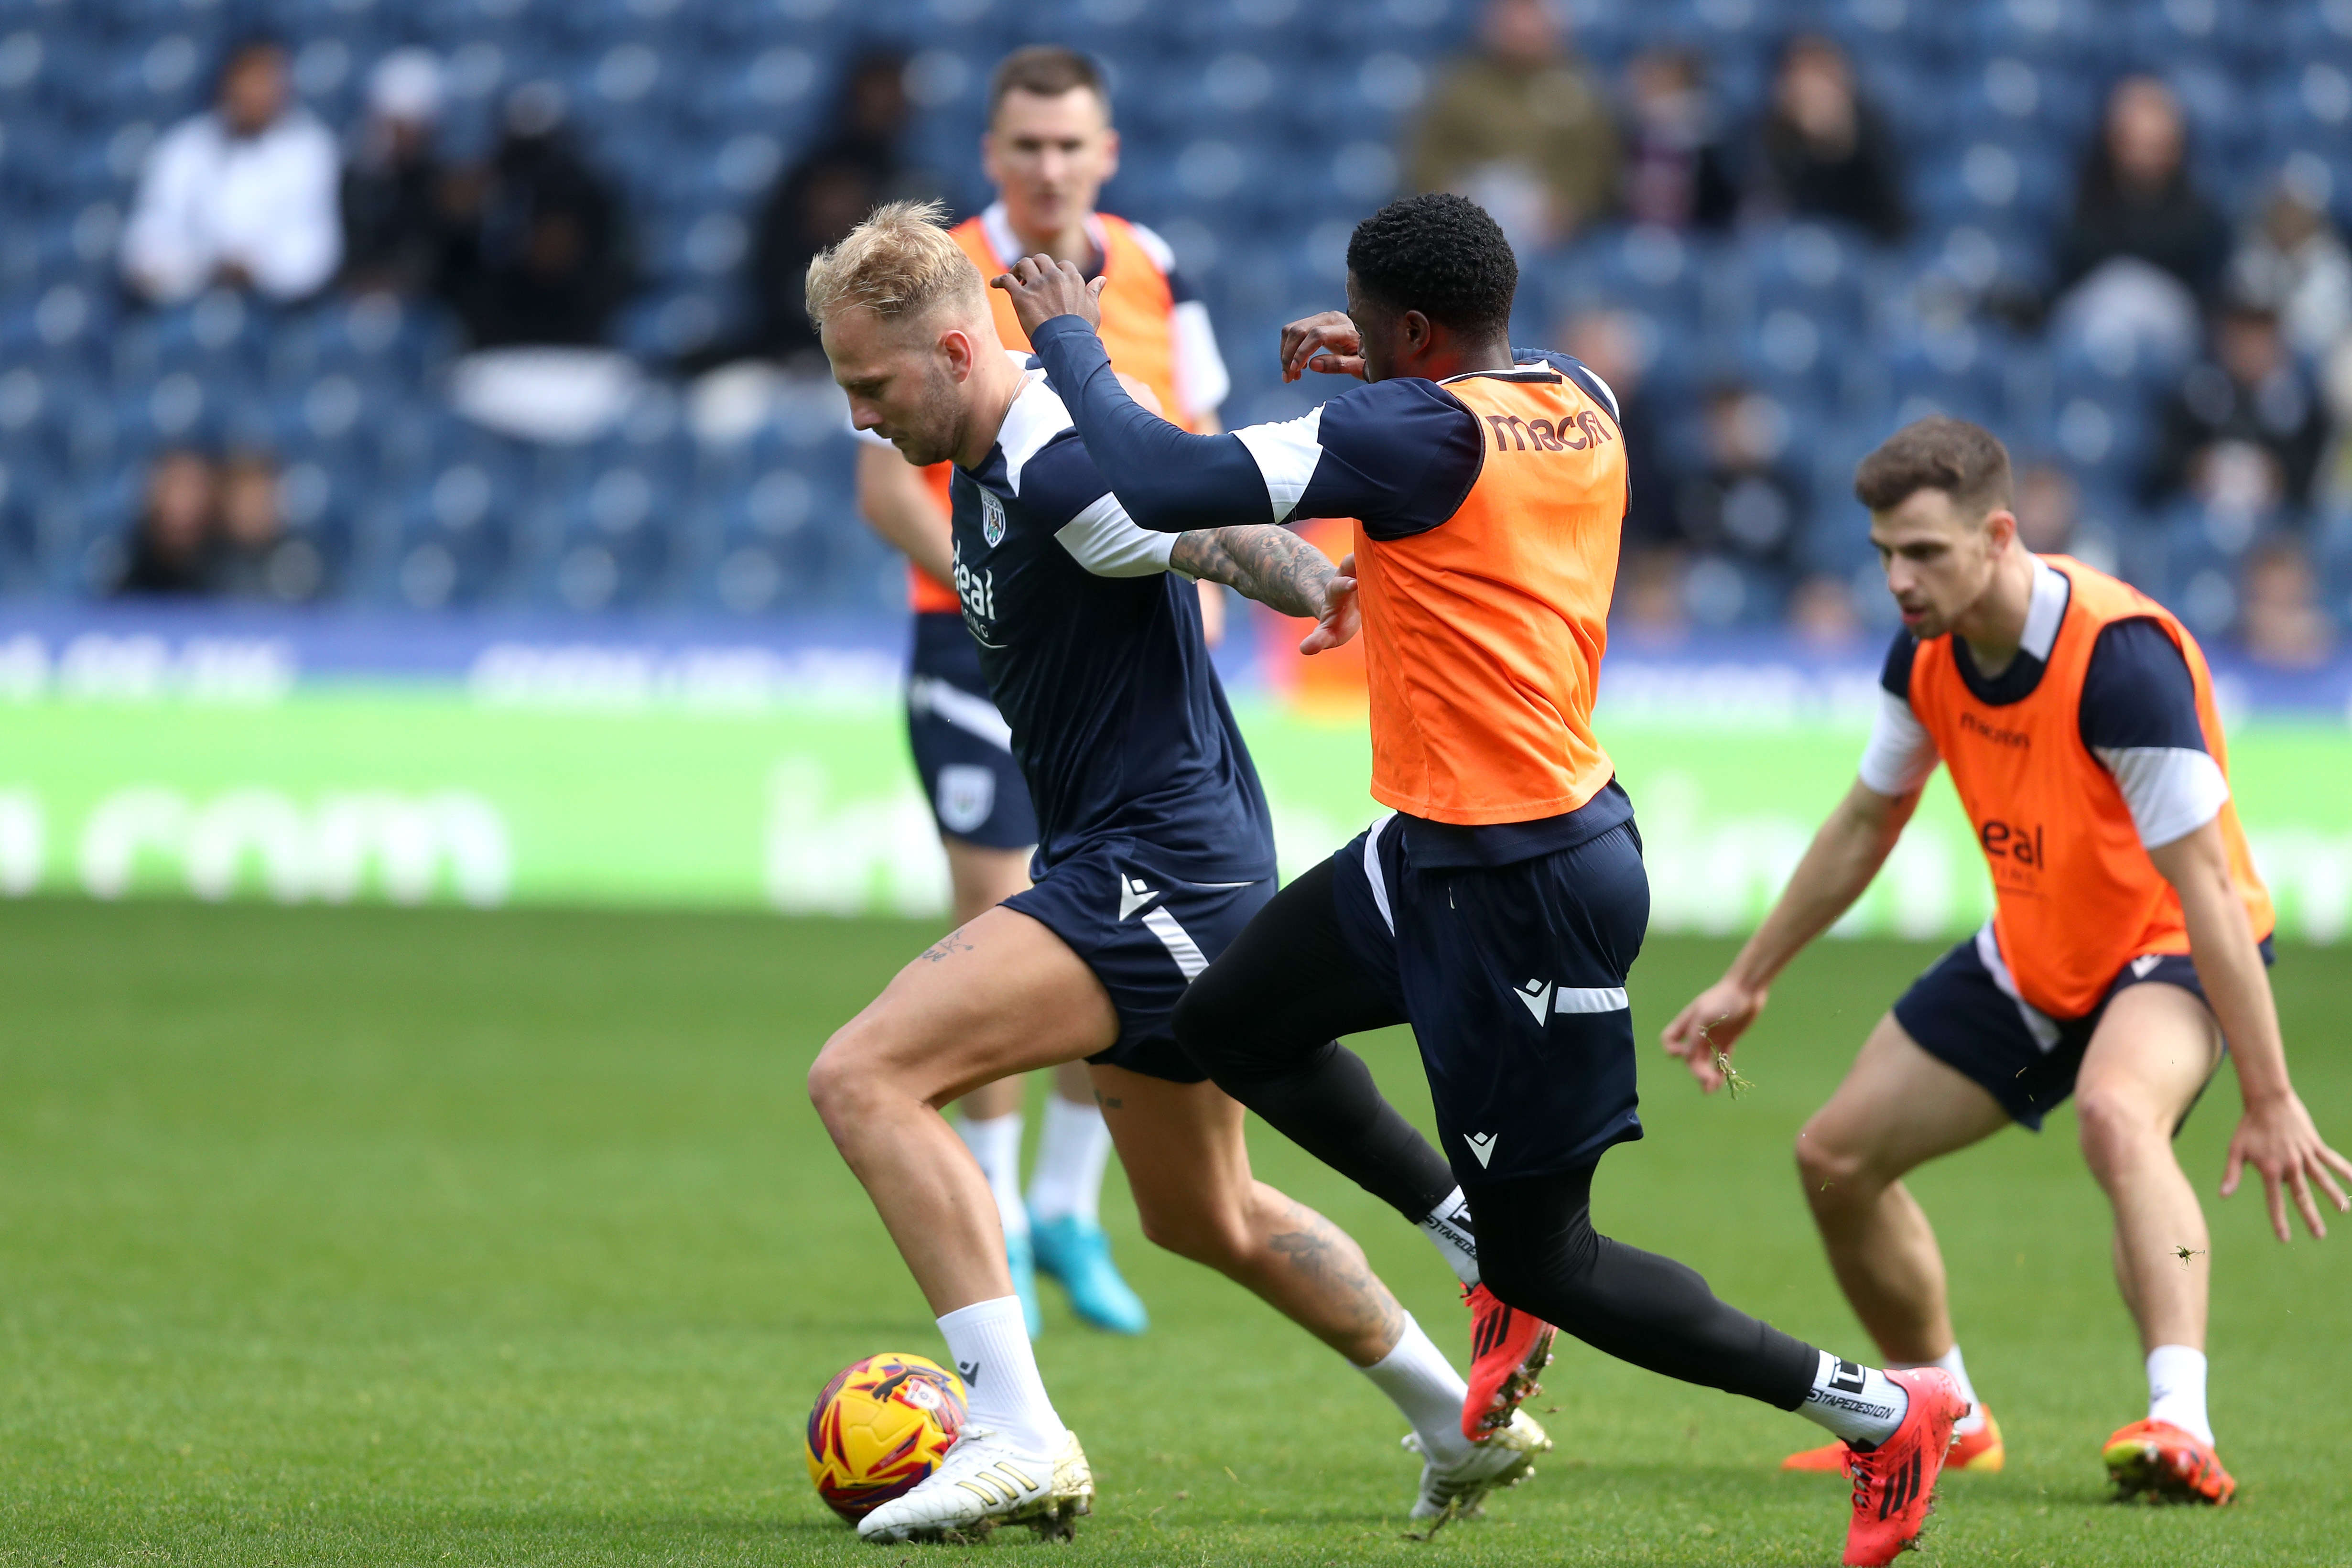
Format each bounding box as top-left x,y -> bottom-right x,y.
1171,299 -> 1229,416
1054,490 -> 1175,577
1568,362 -> 1619,422
2093,746 -> 2230,849
1857,688 -> 1939,797
1231,404 -> 1325,523
997,374 -> 1067,490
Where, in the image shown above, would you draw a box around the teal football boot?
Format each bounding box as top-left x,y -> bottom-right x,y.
1007,1224 -> 1042,1336
1031,1214 -> 1148,1335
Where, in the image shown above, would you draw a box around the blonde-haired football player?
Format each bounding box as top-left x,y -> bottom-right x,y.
851,47 -> 1231,1339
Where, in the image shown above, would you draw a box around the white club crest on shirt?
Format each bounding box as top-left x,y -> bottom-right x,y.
980,489 -> 1007,548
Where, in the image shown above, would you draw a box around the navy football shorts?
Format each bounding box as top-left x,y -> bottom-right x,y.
1892,923 -> 2271,1130
906,612 -> 1036,852
1007,838 -> 1275,1084
1330,813 -> 1650,1188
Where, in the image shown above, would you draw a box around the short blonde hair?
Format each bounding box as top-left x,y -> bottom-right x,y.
803,199 -> 987,331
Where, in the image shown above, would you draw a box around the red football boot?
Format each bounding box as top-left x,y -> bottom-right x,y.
1843,1368 -> 1967,1567
1462,1284 -> 1555,1442
2102,1418 -> 2235,1505
1787,1403 -> 2004,1473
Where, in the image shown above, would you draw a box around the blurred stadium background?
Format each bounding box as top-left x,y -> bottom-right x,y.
4,0 -> 2352,935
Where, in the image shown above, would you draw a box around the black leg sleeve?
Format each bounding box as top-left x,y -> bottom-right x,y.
1171,857 -> 1461,1224
1474,1164 -> 1818,1411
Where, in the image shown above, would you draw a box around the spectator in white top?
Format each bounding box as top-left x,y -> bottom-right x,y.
120,37 -> 341,306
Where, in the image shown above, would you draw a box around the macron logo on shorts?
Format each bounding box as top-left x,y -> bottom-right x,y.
1514,978 -> 1631,1024
1118,877 -> 1160,921
1514,979 -> 1553,1022
1464,1131 -> 1500,1168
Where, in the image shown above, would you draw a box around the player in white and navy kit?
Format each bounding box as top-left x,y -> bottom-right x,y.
802,202 -> 1551,1543
851,45 -> 1232,1340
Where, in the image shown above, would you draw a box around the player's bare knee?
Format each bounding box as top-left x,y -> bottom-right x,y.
806,1024 -> 891,1131
1132,1193 -> 1248,1268
1795,1117 -> 1871,1201
2074,1082 -> 2165,1174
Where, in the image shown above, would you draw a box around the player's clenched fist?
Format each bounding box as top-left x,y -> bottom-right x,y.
992,254 -> 1106,337
1279,311 -> 1366,382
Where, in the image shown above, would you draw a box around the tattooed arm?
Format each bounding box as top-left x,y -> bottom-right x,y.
1171,525 -> 1334,618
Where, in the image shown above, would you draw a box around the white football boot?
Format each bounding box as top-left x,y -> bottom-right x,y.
1405,1408 -> 1551,1521
856,1426 -> 1093,1543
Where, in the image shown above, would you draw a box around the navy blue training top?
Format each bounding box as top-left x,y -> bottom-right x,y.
947,363 -> 1276,881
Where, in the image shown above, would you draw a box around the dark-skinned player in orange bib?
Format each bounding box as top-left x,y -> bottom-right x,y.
997,194 -> 1968,1568
1663,418 -> 2352,1509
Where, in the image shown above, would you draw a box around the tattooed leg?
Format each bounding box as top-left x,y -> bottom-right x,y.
1092,1062 -> 1407,1365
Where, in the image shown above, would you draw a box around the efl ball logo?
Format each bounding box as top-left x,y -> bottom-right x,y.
805,1352 -> 968,1522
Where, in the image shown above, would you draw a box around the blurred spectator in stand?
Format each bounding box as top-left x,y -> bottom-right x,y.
2142,300 -> 2328,514
212,451 -> 320,602
737,50 -> 939,372
120,37 -> 341,305
1787,573 -> 1861,646
1747,35 -> 1906,244
2238,537 -> 2335,668
438,84 -> 633,349
1619,48 -> 1737,233
1561,308 -> 1669,548
1669,383 -> 1809,622
1407,0 -> 1618,251
2050,76 -> 2226,354
2229,183 -> 2352,360
340,49 -> 454,297
112,450 -> 218,595
2014,461 -> 2081,555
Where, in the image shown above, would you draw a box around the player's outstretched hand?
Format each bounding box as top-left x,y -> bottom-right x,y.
993,254 -> 1106,338
1660,977 -> 1767,1094
1279,311 -> 1366,382
2221,1090 -> 2352,1242
1299,551 -> 1358,654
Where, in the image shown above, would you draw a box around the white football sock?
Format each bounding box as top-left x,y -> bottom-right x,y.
1419,1186 -> 1480,1288
1357,1312 -> 1476,1466
956,1111 -> 1029,1240
937,1296 -> 1063,1449
1025,1093 -> 1110,1226
1893,1343 -> 1982,1435
1799,1352 -> 1910,1447
2147,1344 -> 2213,1445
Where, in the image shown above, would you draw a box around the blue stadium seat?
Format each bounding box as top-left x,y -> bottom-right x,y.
1729,222 -> 1877,337
1964,0 -> 2103,72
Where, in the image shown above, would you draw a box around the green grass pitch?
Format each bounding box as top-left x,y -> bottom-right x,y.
2,900 -> 2347,1565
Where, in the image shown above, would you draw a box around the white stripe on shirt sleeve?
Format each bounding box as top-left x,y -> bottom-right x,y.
2093,746 -> 2231,848
1171,299 -> 1230,418
1054,491 -> 1176,577
1230,404 -> 1326,522
1858,689 -> 1940,797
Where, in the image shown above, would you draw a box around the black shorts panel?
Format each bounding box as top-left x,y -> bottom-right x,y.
1331,814 -> 1650,1188
1006,837 -> 1275,1084
906,613 -> 1036,852
1892,927 -> 2268,1130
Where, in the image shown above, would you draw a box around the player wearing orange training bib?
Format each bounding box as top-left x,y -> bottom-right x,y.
848,47 -> 1230,1343
1664,417 -> 2352,1508
1007,194 -> 1970,1568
